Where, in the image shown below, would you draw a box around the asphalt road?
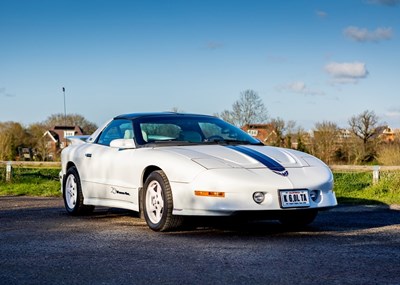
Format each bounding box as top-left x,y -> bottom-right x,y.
1,196 -> 399,285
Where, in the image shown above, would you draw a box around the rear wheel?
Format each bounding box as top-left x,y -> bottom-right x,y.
143,170 -> 183,231
63,166 -> 94,215
278,209 -> 318,227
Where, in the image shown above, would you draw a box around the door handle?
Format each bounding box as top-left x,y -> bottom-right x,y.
85,153 -> 92,158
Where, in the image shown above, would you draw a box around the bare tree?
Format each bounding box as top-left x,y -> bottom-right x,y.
270,117 -> 285,146
311,121 -> 340,164
43,113 -> 98,134
269,118 -> 297,148
348,110 -> 380,162
217,90 -> 268,127
348,110 -> 379,146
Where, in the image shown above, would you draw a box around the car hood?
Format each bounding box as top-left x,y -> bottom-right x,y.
162,144 -> 323,170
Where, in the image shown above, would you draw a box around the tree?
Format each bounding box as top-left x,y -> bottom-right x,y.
0,122 -> 30,160
348,110 -> 379,146
0,130 -> 12,161
268,118 -> 297,148
216,90 -> 268,127
311,121 -> 340,164
43,113 -> 98,134
270,117 -> 285,146
348,110 -> 380,162
27,123 -> 50,161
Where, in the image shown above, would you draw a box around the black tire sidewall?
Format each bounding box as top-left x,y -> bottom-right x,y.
143,171 -> 169,231
63,167 -> 82,215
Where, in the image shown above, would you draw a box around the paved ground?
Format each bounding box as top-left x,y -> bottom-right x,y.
0,196 -> 399,285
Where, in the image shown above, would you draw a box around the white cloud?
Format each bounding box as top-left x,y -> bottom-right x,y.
278,81 -> 325,96
344,26 -> 393,42
324,62 -> 369,84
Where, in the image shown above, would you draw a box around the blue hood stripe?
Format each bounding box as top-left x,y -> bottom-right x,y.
226,145 -> 287,174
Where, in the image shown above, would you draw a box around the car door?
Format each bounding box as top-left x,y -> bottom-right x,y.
79,119 -> 139,206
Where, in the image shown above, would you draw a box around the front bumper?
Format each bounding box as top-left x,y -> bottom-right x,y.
170,168 -> 337,216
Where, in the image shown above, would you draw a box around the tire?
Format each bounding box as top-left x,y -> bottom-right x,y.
278,209 -> 318,227
63,166 -> 94,215
143,170 -> 184,232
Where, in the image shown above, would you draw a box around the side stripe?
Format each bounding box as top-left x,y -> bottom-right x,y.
226,145 -> 288,176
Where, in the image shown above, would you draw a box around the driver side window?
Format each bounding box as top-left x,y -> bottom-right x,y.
97,119 -> 133,146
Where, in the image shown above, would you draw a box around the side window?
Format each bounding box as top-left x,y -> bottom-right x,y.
96,119 -> 133,146
140,123 -> 181,141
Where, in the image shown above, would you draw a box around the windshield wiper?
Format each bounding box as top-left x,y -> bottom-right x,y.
203,139 -> 263,146
144,140 -> 200,147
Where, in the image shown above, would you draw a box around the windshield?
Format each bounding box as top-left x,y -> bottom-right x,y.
133,116 -> 262,146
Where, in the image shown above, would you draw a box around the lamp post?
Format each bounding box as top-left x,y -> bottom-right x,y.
62,87 -> 67,148
62,87 -> 66,126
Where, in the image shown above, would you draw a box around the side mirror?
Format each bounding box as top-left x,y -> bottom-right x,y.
110,139 -> 137,149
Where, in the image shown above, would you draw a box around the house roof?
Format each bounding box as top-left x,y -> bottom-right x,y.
44,126 -> 84,143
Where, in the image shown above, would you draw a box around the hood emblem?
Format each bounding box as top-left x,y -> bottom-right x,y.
273,170 -> 289,177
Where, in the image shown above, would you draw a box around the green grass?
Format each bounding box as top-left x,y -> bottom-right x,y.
0,167 -> 61,197
1,166 -> 400,206
334,171 -> 400,205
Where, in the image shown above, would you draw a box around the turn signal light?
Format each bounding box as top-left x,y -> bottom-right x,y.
194,191 -> 225,198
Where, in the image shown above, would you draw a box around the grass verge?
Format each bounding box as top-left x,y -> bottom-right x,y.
0,167 -> 61,197
334,171 -> 400,205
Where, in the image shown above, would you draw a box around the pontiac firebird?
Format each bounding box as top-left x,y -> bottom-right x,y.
60,112 -> 337,231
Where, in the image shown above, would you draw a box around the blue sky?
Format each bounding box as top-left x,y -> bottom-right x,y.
1,0 -> 399,130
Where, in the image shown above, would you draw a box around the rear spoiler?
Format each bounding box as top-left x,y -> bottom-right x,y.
66,135 -> 90,145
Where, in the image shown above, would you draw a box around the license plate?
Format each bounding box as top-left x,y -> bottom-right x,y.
279,190 -> 310,208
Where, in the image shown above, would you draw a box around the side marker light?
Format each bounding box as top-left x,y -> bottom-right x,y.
195,191 -> 225,198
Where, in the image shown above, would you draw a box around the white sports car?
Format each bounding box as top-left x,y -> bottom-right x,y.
60,112 -> 337,231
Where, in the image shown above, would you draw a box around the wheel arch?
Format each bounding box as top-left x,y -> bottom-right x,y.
142,165 -> 162,186
139,165 -> 162,217
66,161 -> 76,172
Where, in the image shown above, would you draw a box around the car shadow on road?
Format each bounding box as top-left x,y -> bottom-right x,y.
59,202 -> 400,236
164,204 -> 400,236
1,197 -> 398,236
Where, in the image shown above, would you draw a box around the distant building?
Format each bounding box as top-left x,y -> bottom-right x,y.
43,126 -> 84,159
379,126 -> 395,143
241,123 -> 277,145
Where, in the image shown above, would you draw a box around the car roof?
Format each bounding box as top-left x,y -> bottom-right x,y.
114,112 -> 215,120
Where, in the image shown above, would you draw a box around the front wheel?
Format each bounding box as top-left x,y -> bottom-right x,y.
143,170 -> 183,231
63,166 -> 94,215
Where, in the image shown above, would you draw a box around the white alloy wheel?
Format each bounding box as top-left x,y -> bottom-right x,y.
145,180 -> 164,224
142,170 -> 184,231
63,166 -> 94,215
65,174 -> 77,210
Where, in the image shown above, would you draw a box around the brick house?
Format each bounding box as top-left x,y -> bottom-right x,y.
43,126 -> 84,159
241,123 -> 278,145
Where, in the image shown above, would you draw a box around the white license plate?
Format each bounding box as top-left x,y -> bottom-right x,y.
279,190 -> 310,208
